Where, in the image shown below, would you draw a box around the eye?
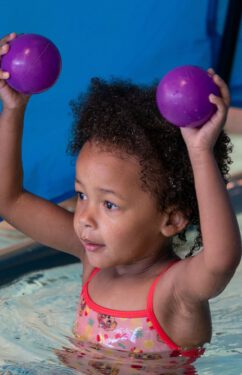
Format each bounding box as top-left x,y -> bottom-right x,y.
104,200 -> 118,210
76,191 -> 87,201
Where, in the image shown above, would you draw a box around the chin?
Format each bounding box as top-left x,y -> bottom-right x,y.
87,254 -> 115,269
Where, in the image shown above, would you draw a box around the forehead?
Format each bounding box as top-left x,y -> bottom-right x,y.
76,141 -> 141,184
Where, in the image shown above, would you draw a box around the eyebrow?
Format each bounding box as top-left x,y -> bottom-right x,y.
99,188 -> 126,200
75,177 -> 82,184
75,178 -> 126,200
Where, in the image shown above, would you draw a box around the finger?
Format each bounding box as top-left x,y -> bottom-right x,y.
209,94 -> 226,112
0,32 -> 16,47
0,79 -> 7,90
0,70 -> 10,80
180,125 -> 198,138
207,67 -> 215,77
0,43 -> 10,56
209,94 -> 227,125
212,74 -> 230,107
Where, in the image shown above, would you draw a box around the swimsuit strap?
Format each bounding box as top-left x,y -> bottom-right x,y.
81,267 -> 100,297
84,261 -> 177,299
147,259 -> 178,308
146,259 -> 180,350
85,267 -> 100,285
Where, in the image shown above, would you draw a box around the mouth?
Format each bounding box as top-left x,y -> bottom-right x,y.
80,238 -> 104,252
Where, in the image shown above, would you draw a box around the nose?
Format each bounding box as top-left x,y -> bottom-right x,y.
75,201 -> 97,229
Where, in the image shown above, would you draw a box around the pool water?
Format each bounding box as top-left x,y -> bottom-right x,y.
0,211 -> 241,375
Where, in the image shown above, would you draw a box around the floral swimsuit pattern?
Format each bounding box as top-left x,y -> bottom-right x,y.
56,261 -> 204,374
74,261 -> 203,357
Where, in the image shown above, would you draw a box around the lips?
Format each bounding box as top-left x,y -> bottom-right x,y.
80,238 -> 104,252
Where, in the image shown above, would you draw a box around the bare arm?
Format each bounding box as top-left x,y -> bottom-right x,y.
177,71 -> 241,301
225,107 -> 242,134
0,33 -> 84,260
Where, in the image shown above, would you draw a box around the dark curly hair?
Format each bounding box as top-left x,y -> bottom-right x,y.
68,78 -> 233,256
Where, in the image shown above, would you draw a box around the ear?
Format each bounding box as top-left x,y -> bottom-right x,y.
160,209 -> 189,237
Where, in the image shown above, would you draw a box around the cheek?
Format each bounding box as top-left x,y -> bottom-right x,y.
99,218 -> 130,243
103,218 -> 146,244
114,215 -> 161,244
73,212 -> 79,235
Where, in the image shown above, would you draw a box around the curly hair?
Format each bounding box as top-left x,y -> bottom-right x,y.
68,78 -> 233,256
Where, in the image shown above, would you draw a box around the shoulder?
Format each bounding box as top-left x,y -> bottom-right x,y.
153,259 -> 212,347
153,257 -> 207,319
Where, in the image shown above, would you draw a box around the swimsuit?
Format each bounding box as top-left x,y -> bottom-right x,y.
73,260 -> 204,359
66,261 -> 204,373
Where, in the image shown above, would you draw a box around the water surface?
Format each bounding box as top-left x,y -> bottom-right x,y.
0,213 -> 241,374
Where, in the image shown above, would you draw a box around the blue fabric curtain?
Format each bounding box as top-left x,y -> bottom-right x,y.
1,0 -> 240,202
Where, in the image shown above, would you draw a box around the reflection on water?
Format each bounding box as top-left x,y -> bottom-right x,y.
0,213 -> 241,374
54,337 -> 201,374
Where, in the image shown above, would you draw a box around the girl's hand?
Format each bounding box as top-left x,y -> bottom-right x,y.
180,69 -> 230,155
0,32 -> 30,110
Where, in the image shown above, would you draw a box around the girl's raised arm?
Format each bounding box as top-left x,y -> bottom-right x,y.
0,33 -> 84,260
177,72 -> 241,300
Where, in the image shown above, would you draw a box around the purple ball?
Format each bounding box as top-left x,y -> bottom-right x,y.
156,65 -> 220,128
1,33 -> 62,94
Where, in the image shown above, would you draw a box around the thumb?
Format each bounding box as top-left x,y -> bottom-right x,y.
0,79 -> 12,100
0,80 -> 30,109
0,79 -> 9,97
180,126 -> 197,137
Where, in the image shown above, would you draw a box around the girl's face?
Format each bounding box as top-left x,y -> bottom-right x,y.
73,141 -> 169,270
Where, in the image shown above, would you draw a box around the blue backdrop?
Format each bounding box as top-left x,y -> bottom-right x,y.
1,0 -> 241,202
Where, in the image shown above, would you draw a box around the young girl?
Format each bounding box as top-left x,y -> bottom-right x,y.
0,32 -> 241,368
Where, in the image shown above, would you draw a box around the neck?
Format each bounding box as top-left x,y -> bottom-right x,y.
112,250 -> 174,278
